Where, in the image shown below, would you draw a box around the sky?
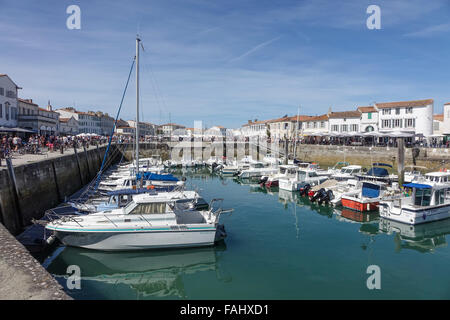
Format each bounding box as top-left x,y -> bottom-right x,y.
1,0 -> 450,128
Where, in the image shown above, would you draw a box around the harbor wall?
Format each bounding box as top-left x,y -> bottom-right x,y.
0,145 -> 118,235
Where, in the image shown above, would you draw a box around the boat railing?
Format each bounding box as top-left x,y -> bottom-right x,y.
208,198 -> 233,220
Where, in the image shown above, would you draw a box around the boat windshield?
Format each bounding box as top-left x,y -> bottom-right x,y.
414,188 -> 432,206
297,171 -> 307,180
280,168 -> 287,174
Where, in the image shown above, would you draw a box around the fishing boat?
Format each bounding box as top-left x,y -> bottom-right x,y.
379,172 -> 450,225
45,195 -> 231,250
341,181 -> 400,212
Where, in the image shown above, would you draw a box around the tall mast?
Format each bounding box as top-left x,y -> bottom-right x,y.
135,35 -> 141,175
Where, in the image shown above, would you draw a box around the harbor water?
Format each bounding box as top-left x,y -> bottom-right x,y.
42,168 -> 450,299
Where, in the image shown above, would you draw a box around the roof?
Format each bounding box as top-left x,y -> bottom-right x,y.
242,119 -> 269,126
0,74 -> 21,88
375,99 -> 433,109
328,111 -> 361,118
17,98 -> 38,107
306,114 -> 328,121
160,123 -> 185,128
434,114 -> 444,121
38,107 -> 57,113
445,102 -> 450,106
59,118 -> 70,123
357,106 -> 376,113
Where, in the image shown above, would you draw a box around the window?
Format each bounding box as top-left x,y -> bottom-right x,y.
406,107 -> 413,114
341,124 -> 348,132
382,119 -> 391,128
382,108 -> 391,115
0,88 -> 4,95
395,108 -> 400,115
405,119 -> 415,128
130,203 -> 167,214
393,119 -> 402,128
321,121 -> 325,128
368,112 -> 372,119
414,188 -> 432,206
5,102 -> 10,121
0,104 -> 2,118
350,124 -> 358,132
331,125 -> 339,132
434,122 -> 440,131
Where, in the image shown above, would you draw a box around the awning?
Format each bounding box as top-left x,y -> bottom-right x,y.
0,126 -> 37,133
403,183 -> 432,189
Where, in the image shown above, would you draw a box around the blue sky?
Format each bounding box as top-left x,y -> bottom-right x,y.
1,0 -> 450,128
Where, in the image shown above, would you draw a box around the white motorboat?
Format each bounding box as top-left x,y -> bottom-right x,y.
238,162 -> 278,179
379,172 -> 450,225
261,164 -> 298,187
278,169 -> 328,191
341,181 -> 401,212
45,195 -> 231,251
297,162 -> 330,177
331,165 -> 363,181
262,154 -> 282,166
404,165 -> 427,183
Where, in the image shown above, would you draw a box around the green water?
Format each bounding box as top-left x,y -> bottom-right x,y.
43,169 -> 450,299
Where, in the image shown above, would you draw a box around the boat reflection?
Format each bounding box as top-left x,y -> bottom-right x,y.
379,217 -> 450,253
277,189 -> 334,218
46,243 -> 229,299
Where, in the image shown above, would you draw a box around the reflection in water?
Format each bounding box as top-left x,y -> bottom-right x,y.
46,244 -> 229,299
379,218 -> 450,253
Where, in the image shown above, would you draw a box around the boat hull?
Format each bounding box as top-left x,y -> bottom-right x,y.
341,197 -> 379,212
53,227 -> 221,251
379,202 -> 450,225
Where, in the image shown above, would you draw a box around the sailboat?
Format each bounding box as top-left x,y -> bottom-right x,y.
45,36 -> 232,250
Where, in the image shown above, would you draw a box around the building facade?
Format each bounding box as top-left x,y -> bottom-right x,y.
328,111 -> 361,134
159,123 -> 185,137
59,116 -> 79,135
301,115 -> 328,136
357,106 -> 378,132
17,98 -> 39,131
0,74 -> 20,128
126,120 -> 156,137
375,99 -> 433,136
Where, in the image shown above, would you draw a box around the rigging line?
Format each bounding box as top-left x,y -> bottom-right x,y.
141,49 -> 169,111
140,52 -> 163,123
93,56 -> 136,192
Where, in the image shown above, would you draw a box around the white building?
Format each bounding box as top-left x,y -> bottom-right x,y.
241,120 -> 269,139
375,99 -> 433,136
158,123 -> 185,137
127,120 -> 156,137
301,114 -> 328,136
0,74 -> 20,128
59,116 -> 79,135
267,116 -> 299,140
357,106 -> 378,132
328,111 -> 361,134
204,126 -> 227,139
442,102 -> 450,135
56,108 -> 101,134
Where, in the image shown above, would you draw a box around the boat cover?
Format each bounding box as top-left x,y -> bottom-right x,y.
372,163 -> 393,168
402,183 -> 432,189
362,182 -> 380,198
366,167 -> 389,177
136,172 -> 179,181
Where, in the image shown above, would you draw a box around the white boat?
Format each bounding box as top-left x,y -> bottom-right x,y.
404,165 -> 427,183
279,169 -> 328,191
341,181 -> 400,212
297,162 -> 330,177
379,172 -> 450,225
261,164 -> 298,188
262,154 -> 282,166
238,162 -> 278,179
45,195 -> 231,251
331,165 -> 363,181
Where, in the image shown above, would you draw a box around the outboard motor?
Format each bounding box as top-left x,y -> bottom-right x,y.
311,188 -> 326,203
259,176 -> 268,185
299,184 -> 311,197
318,189 -> 333,205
